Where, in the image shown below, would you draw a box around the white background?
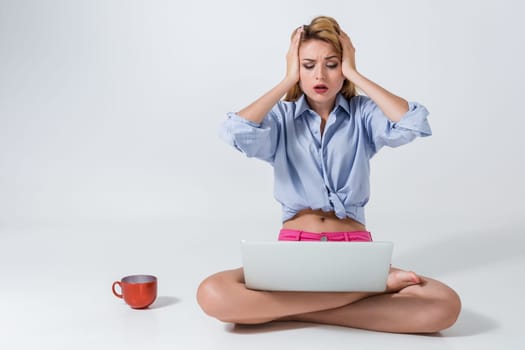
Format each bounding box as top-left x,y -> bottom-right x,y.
1,1 -> 524,349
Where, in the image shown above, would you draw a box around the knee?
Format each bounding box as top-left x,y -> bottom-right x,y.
196,276 -> 226,320
197,275 -> 239,323
420,289 -> 462,333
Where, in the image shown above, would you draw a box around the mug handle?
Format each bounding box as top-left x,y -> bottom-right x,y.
112,281 -> 123,298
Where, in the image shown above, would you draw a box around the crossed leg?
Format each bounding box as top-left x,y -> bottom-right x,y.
197,267 -> 461,333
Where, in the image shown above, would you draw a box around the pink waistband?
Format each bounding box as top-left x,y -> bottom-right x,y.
278,229 -> 372,242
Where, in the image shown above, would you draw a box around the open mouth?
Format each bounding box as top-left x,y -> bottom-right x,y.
313,84 -> 328,94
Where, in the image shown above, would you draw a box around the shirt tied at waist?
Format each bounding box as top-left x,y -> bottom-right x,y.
328,192 -> 347,219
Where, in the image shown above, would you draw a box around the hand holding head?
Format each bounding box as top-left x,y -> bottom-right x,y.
338,30 -> 357,79
285,26 -> 303,85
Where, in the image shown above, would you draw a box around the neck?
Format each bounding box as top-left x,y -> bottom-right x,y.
307,97 -> 336,120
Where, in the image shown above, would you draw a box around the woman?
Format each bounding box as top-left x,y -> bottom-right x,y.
197,16 -> 461,333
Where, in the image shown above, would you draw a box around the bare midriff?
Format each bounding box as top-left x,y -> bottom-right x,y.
282,209 -> 366,233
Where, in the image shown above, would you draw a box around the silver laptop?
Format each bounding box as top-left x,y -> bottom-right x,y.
241,240 -> 393,292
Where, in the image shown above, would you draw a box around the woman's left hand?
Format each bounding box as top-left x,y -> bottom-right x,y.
339,30 -> 358,80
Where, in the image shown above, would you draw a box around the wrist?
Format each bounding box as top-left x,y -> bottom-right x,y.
343,68 -> 360,82
281,76 -> 299,90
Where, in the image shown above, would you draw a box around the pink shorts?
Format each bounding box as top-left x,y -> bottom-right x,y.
278,228 -> 373,242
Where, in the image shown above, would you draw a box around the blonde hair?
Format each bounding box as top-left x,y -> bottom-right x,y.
284,16 -> 357,102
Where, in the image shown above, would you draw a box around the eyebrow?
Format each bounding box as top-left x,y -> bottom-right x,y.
302,55 -> 339,62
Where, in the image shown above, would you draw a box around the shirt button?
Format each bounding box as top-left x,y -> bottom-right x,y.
320,236 -> 328,241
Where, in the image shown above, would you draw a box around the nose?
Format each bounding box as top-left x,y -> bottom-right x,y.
315,65 -> 326,80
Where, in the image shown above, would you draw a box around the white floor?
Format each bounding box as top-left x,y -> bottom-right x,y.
1,216 -> 524,350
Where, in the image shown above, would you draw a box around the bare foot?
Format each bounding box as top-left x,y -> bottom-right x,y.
386,267 -> 421,292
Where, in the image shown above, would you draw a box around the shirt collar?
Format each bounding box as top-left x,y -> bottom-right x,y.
293,93 -> 351,119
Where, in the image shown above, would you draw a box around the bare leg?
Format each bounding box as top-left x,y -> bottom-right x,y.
197,267 -> 425,325
281,273 -> 461,333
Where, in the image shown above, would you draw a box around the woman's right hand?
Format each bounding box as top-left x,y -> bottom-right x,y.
285,26 -> 303,84
236,26 -> 303,123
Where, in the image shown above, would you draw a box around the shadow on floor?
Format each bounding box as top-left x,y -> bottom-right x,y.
149,296 -> 180,309
226,321 -> 316,334
441,308 -> 500,337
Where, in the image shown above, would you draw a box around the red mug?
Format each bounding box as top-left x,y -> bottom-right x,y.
112,275 -> 157,309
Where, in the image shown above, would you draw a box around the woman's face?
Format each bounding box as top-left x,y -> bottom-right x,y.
299,39 -> 345,107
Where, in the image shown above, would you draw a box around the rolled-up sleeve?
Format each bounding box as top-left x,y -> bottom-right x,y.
219,111 -> 280,163
359,96 -> 432,155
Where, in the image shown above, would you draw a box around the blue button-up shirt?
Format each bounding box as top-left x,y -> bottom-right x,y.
220,94 -> 431,224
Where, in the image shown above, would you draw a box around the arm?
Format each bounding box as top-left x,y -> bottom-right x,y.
237,27 -> 303,123
339,31 -> 409,122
